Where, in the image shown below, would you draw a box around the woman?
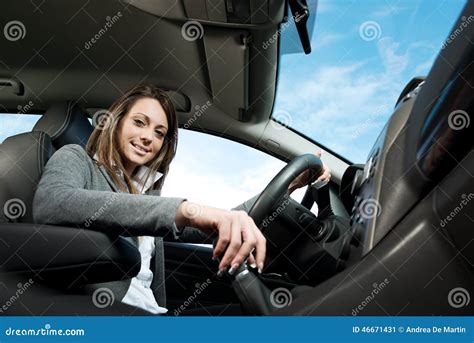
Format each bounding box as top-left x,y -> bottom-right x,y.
33,84 -> 330,314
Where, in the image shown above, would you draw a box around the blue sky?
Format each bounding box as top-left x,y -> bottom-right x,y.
273,0 -> 466,162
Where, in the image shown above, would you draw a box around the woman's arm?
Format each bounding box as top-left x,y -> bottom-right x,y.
33,145 -> 186,238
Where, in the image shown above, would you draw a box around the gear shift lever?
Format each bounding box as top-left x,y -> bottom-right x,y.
231,264 -> 275,315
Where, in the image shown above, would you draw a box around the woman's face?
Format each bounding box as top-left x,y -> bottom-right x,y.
117,97 -> 169,175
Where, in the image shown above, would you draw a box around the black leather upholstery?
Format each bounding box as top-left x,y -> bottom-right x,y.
0,131 -> 54,223
32,101 -> 93,148
0,222 -> 141,287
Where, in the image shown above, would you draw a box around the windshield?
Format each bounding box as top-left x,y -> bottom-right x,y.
272,0 -> 466,162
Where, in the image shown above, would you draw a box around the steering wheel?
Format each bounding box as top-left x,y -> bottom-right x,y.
230,154 -> 324,315
248,153 -> 323,229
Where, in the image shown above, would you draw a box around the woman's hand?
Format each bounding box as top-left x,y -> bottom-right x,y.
287,150 -> 331,194
175,201 -> 266,275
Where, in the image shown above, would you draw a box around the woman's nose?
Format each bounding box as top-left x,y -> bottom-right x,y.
140,129 -> 153,143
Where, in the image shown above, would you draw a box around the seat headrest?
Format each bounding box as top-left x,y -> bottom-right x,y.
33,101 -> 93,149
0,132 -> 54,223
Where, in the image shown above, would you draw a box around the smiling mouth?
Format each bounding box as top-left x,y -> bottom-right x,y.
130,142 -> 150,155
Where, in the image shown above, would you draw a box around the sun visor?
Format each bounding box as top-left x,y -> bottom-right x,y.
125,0 -> 285,26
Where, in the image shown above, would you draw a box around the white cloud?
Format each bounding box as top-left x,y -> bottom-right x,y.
372,4 -> 411,17
377,37 -> 409,74
161,131 -> 286,210
313,32 -> 345,50
316,0 -> 336,13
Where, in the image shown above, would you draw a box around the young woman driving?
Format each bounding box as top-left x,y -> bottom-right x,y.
33,84 -> 330,314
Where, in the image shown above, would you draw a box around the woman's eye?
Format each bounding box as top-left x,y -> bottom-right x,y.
155,131 -> 164,138
134,119 -> 145,126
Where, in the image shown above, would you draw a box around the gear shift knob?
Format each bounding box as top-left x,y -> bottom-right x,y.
231,264 -> 274,315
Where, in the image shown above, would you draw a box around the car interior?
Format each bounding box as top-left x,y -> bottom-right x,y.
0,0 -> 473,316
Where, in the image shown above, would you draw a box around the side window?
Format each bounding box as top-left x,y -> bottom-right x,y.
0,113 -> 42,143
161,129 -> 309,210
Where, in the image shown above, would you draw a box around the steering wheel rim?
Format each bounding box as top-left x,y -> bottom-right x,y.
248,153 -> 323,230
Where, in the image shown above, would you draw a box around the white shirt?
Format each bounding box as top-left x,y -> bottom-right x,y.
93,154 -> 168,314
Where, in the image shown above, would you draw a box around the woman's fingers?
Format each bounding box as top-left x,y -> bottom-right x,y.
247,252 -> 256,268
232,215 -> 266,273
254,225 -> 266,273
317,163 -> 331,182
211,211 -> 266,275
191,205 -> 267,274
218,217 -> 242,272
213,219 -> 231,260
229,215 -> 257,273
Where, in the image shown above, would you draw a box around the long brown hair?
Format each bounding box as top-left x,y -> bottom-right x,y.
86,84 -> 178,194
